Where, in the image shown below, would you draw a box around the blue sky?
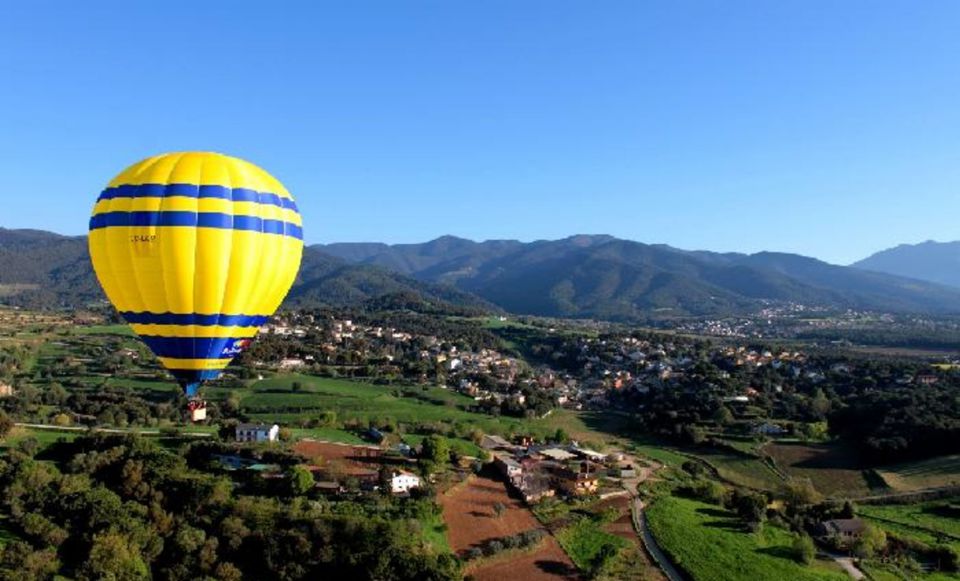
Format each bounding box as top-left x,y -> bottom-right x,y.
1,1 -> 958,264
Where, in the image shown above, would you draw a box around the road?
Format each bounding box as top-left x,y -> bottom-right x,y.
14,422 -> 212,437
824,551 -> 866,580
632,497 -> 686,581
617,452 -> 686,581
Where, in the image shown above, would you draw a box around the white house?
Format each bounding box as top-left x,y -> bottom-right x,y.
279,358 -> 305,370
390,471 -> 421,494
236,423 -> 280,443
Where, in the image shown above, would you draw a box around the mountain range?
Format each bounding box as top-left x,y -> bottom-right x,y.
317,235 -> 960,319
3,228 -> 960,320
852,240 -> 960,289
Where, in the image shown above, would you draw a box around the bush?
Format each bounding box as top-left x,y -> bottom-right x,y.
521,529 -> 545,546
792,534 -> 816,565
465,547 -> 483,560
680,479 -> 729,505
485,540 -> 504,556
503,534 -> 521,549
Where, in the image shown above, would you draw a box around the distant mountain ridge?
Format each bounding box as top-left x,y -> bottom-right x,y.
852,240 -> 960,289
0,228 -> 492,313
318,235 -> 960,319
4,228 -> 960,320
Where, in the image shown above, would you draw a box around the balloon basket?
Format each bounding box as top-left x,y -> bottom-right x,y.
187,399 -> 207,423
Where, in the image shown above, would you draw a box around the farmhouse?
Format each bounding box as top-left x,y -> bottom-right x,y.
816,518 -> 866,546
235,423 -> 280,443
0,382 -> 13,397
390,471 -> 422,494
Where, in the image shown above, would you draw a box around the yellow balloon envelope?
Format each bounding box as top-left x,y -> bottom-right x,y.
88,152 -> 303,396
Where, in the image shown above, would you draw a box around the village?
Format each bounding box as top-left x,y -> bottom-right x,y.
211,419 -> 639,506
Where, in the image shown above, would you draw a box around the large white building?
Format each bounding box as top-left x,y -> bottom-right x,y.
390,471 -> 422,494
235,423 -> 280,443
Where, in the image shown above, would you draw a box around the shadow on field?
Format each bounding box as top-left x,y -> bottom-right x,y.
756,546 -> 796,560
535,559 -> 579,577
695,507 -> 730,518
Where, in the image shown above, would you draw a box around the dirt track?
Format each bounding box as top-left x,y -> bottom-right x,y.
440,475 -> 578,581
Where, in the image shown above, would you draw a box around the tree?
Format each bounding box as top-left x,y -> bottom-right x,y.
287,465 -> 315,496
16,437 -> 39,457
493,502 -> 506,518
218,419 -> 238,442
713,405 -> 734,426
553,428 -> 569,443
419,435 -> 451,470
853,524 -> 886,558
793,534 -> 816,564
589,542 -> 620,578
0,411 -> 13,439
278,427 -> 293,442
733,491 -> 767,527
80,531 -> 149,580
783,477 -> 823,508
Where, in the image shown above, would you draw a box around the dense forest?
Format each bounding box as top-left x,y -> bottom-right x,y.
0,434 -> 459,580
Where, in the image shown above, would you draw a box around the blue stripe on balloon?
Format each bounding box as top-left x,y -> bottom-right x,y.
98,183 -> 299,212
171,370 -> 223,394
120,312 -> 269,327
139,336 -> 253,359
88,211 -> 303,240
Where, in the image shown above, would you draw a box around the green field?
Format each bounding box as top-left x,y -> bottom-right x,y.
214,373 -> 625,445
69,324 -> 136,336
288,427 -> 366,444
859,501 -> 960,551
556,515 -> 629,572
2,426 -> 80,451
646,495 -> 848,581
689,449 -> 785,491
861,562 -> 960,581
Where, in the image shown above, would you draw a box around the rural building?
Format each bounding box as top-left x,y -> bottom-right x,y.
753,422 -> 787,436
558,461 -> 600,496
235,423 -> 280,443
540,447 -> 576,461
390,471 -> 422,494
615,465 -> 637,478
816,518 -> 866,546
279,358 -> 305,369
493,454 -> 523,480
481,434 -> 513,450
0,383 -> 13,397
364,428 -> 386,444
314,481 -> 343,496
571,446 -> 606,463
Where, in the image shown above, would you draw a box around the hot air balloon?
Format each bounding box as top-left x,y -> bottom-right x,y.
88,152 -> 303,417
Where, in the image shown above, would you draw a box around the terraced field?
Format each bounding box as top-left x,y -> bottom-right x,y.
875,455 -> 960,492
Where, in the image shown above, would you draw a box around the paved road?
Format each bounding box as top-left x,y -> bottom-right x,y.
617,452 -> 686,581
824,551 -> 866,580
14,423 -> 212,437
632,497 -> 686,581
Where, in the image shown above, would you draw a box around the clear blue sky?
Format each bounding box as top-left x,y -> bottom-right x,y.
1,1 -> 958,265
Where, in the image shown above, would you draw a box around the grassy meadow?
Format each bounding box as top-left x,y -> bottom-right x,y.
646,495 -> 848,581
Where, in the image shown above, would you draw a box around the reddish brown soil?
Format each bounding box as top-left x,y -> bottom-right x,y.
440,475 -> 579,581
